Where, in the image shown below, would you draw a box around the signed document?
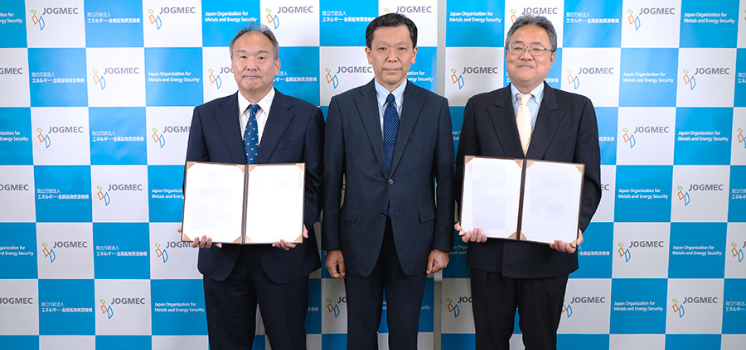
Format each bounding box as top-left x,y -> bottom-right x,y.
459,156 -> 584,244
181,161 -> 305,244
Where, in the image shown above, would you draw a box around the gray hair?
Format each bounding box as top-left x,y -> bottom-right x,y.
505,15 -> 557,52
229,22 -> 279,59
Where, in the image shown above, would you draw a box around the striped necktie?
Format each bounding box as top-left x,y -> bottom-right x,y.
516,93 -> 533,156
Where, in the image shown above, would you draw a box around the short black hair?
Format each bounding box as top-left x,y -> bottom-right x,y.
505,15 -> 557,52
365,13 -> 417,48
229,22 -> 280,59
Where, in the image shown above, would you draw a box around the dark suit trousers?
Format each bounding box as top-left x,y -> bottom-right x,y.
470,268 -> 569,350
344,218 -> 427,350
203,245 -> 309,350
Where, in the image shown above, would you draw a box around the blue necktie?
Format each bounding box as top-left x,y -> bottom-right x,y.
383,93 -> 399,174
243,104 -> 260,164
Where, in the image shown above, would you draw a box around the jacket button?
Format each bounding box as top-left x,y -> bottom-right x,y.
388,179 -> 394,185
380,211 -> 386,217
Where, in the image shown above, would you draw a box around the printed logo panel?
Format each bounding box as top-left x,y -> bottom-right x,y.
504,0 -> 564,48
563,1 -> 621,48
0,279 -> 38,335
730,108 -> 746,165
722,279 -> 746,334
612,223 -> 670,278
621,0 -> 681,48
91,165 -> 149,222
31,107 -> 90,165
86,48 -> 146,107
379,0 -> 438,47
561,48 -> 620,107
146,107 -> 192,166
151,336 -> 209,350
679,0 -> 738,48
614,166 -> 672,222
95,279 -> 151,335
444,47 -> 503,107
202,47 -> 237,104
92,223 -> 150,279
34,165 -> 92,222
609,278 -> 667,334
608,335 -> 665,349
725,223 -> 746,278
619,48 -> 678,107
674,107 -> 733,165
670,166 -> 730,222
319,46 -> 373,107
558,279 -> 611,334
28,48 -> 88,107
321,278 -> 347,334
26,0 -> 86,48
38,279 -> 95,335
0,0 -> 28,47
201,0 -> 259,47
0,108 -> 33,165
0,48 -> 31,107
572,222 -> 613,279
319,0 -> 377,47
591,165 -> 615,223
149,223 -> 199,279
666,279 -> 724,334
145,48 -> 204,106
729,166 -> 746,221
0,166 -> 36,222
142,0 -> 202,47
616,107 -> 675,165
676,48 -> 736,107
148,166 -> 184,222
36,223 -> 93,279
0,223 -> 37,279
260,0 -> 319,47
275,46 -> 321,106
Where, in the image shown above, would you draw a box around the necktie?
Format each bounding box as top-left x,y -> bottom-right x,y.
383,93 -> 399,174
516,93 -> 533,156
243,104 -> 260,164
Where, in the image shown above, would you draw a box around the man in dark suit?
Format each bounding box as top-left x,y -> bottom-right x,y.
454,15 -> 602,350
322,13 -> 454,350
183,23 -> 323,350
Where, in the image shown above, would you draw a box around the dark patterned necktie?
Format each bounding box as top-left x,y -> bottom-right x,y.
383,93 -> 399,174
243,104 -> 260,164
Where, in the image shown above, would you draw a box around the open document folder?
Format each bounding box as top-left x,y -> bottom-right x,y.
459,156 -> 584,245
181,161 -> 305,244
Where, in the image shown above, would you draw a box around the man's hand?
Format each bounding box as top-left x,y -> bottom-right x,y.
549,229 -> 583,254
426,249 -> 449,274
178,227 -> 222,249
454,222 -> 487,243
325,249 -> 346,278
273,225 -> 309,251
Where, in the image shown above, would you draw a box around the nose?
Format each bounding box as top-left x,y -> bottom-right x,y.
519,48 -> 533,59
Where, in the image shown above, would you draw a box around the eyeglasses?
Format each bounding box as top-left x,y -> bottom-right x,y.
506,45 -> 553,57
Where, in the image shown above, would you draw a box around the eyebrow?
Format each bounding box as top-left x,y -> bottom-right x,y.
235,49 -> 270,55
510,40 -> 546,47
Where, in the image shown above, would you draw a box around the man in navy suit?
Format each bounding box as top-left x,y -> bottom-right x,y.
454,15 -> 601,350
323,13 -> 454,350
184,23 -> 323,350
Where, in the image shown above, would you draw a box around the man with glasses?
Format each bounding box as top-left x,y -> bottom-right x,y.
454,15 -> 601,350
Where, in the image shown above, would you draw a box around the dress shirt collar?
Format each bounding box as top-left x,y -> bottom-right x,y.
374,79 -> 406,108
510,82 -> 545,105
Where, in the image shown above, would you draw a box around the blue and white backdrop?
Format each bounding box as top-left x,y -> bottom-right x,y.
0,0 -> 745,349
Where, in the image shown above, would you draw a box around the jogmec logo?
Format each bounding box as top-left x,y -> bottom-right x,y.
731,242 -> 744,263
36,128 -> 51,148
627,9 -> 640,30
676,185 -> 690,206
147,9 -> 163,29
41,242 -> 56,263
265,8 -> 280,29
208,68 -> 223,90
325,297 -> 340,317
96,185 -> 111,206
561,300 -> 572,318
737,128 -> 744,148
91,69 -> 106,90
617,242 -> 631,262
30,9 -> 45,30
151,128 -> 165,148
508,9 -> 517,23
450,69 -> 464,89
324,68 -> 339,89
671,298 -> 684,318
566,69 -> 580,90
446,297 -> 460,318
154,243 -> 168,263
100,299 -> 114,319
682,69 -> 696,90
621,127 -> 635,148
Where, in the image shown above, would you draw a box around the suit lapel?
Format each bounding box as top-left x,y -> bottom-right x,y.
488,86 -> 525,159
527,83 -> 564,160
354,80 -> 388,177
216,93 -> 247,164
257,89 -> 294,164
389,81 -> 423,176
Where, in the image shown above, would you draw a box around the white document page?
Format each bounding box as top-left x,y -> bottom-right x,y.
182,162 -> 245,243
460,157 -> 523,239
244,164 -> 304,243
521,161 -> 583,244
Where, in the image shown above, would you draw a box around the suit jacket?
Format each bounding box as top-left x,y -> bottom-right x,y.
322,79 -> 454,277
454,83 -> 602,279
185,89 -> 324,284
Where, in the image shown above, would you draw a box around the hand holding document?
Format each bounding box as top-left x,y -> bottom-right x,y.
459,156 -> 584,245
181,162 -> 305,245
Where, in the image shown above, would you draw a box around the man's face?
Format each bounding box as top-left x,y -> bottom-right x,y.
231,32 -> 280,101
365,25 -> 418,92
505,24 -> 555,92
